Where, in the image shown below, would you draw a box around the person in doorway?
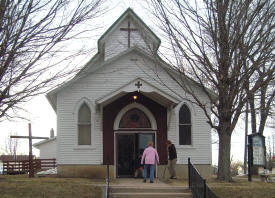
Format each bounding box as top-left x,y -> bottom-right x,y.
141,141 -> 159,183
134,149 -> 144,178
167,140 -> 177,179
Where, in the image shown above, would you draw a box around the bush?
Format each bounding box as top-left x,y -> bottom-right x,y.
231,161 -> 243,176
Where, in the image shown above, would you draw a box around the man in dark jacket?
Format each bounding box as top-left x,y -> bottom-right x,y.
167,140 -> 177,179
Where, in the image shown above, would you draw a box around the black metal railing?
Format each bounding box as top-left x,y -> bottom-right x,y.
106,163 -> 110,198
188,158 -> 219,198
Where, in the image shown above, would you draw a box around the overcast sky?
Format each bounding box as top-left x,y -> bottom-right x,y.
0,0 -> 274,165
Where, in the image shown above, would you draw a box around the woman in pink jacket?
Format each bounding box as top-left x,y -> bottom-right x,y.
141,141 -> 159,183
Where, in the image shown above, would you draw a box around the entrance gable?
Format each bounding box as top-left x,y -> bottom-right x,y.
103,92 -> 167,165
96,78 -> 180,108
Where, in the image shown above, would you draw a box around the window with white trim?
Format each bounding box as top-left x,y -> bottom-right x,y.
78,103 -> 91,145
179,104 -> 191,145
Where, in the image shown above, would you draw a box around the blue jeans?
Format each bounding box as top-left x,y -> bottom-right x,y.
143,164 -> 155,182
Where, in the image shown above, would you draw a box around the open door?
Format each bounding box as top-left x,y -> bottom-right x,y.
116,133 -> 155,178
117,134 -> 135,177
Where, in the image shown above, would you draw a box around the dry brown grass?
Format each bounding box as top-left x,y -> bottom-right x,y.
162,176 -> 275,198
0,174 -> 104,198
1,174 -> 274,198
207,176 -> 275,198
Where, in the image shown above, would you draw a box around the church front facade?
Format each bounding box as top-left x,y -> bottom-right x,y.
47,8 -> 212,179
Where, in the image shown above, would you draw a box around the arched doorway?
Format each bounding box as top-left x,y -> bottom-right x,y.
114,104 -> 157,178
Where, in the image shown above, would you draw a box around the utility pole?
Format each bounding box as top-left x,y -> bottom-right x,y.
11,123 -> 49,177
244,103 -> 248,174
273,134 -> 275,158
248,135 -> 252,182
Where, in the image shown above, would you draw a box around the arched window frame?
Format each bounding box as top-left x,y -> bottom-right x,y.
114,103 -> 157,130
119,108 -> 152,128
74,98 -> 95,149
175,101 -> 195,147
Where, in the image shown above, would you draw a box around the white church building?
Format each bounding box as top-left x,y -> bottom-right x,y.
36,8 -> 212,179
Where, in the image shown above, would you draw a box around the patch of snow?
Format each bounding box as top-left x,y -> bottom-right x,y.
37,168 -> 57,175
237,173 -> 247,177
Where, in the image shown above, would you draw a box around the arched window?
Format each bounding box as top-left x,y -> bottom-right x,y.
119,108 -> 151,128
78,103 -> 91,145
179,104 -> 191,145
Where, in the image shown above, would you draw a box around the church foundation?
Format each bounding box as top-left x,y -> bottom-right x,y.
57,164 -> 211,179
57,165 -> 115,179
157,164 -> 212,179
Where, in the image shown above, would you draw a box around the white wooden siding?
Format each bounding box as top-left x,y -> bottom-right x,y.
105,19 -> 152,61
37,140 -> 57,159
56,50 -> 212,165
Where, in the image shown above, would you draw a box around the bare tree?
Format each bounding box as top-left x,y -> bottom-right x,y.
230,159 -> 242,176
247,73 -> 275,135
266,135 -> 275,170
0,0 -> 106,121
242,75 -> 274,174
2,132 -> 20,158
149,0 -> 275,181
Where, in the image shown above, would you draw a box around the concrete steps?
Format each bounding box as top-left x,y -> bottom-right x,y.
109,186 -> 193,198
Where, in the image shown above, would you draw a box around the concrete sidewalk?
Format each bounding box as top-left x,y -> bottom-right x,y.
111,178 -> 182,187
108,178 -> 192,198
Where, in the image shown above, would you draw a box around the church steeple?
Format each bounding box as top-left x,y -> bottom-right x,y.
97,8 -> 161,61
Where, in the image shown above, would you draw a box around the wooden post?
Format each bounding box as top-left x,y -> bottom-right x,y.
10,123 -> 49,178
7,161 -> 9,174
203,179 -> 206,198
188,157 -> 191,189
244,103 -> 248,174
248,135 -> 252,182
28,123 -> 34,177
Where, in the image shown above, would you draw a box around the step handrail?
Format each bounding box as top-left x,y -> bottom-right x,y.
188,157 -> 219,198
106,163 -> 110,198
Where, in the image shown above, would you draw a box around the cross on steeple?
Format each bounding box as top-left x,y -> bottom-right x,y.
135,81 -> 142,89
120,21 -> 138,48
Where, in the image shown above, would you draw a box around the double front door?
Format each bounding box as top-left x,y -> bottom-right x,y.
116,133 -> 155,177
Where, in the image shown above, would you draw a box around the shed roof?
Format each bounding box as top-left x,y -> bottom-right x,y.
33,137 -> 56,148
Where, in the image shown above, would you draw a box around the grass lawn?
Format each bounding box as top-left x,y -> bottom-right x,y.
162,176 -> 275,198
0,174 -> 105,198
207,176 -> 275,198
1,175 -> 274,198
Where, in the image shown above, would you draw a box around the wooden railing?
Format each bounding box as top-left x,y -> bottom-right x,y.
33,159 -> 56,170
188,158 -> 219,198
3,159 -> 56,175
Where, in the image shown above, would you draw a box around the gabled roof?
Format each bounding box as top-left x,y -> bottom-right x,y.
96,77 -> 181,107
47,45 -> 216,111
33,137 -> 56,148
47,47 -> 156,111
46,8 -> 162,112
46,8 -> 217,112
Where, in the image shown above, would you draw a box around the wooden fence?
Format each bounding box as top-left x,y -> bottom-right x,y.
3,159 -> 56,175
